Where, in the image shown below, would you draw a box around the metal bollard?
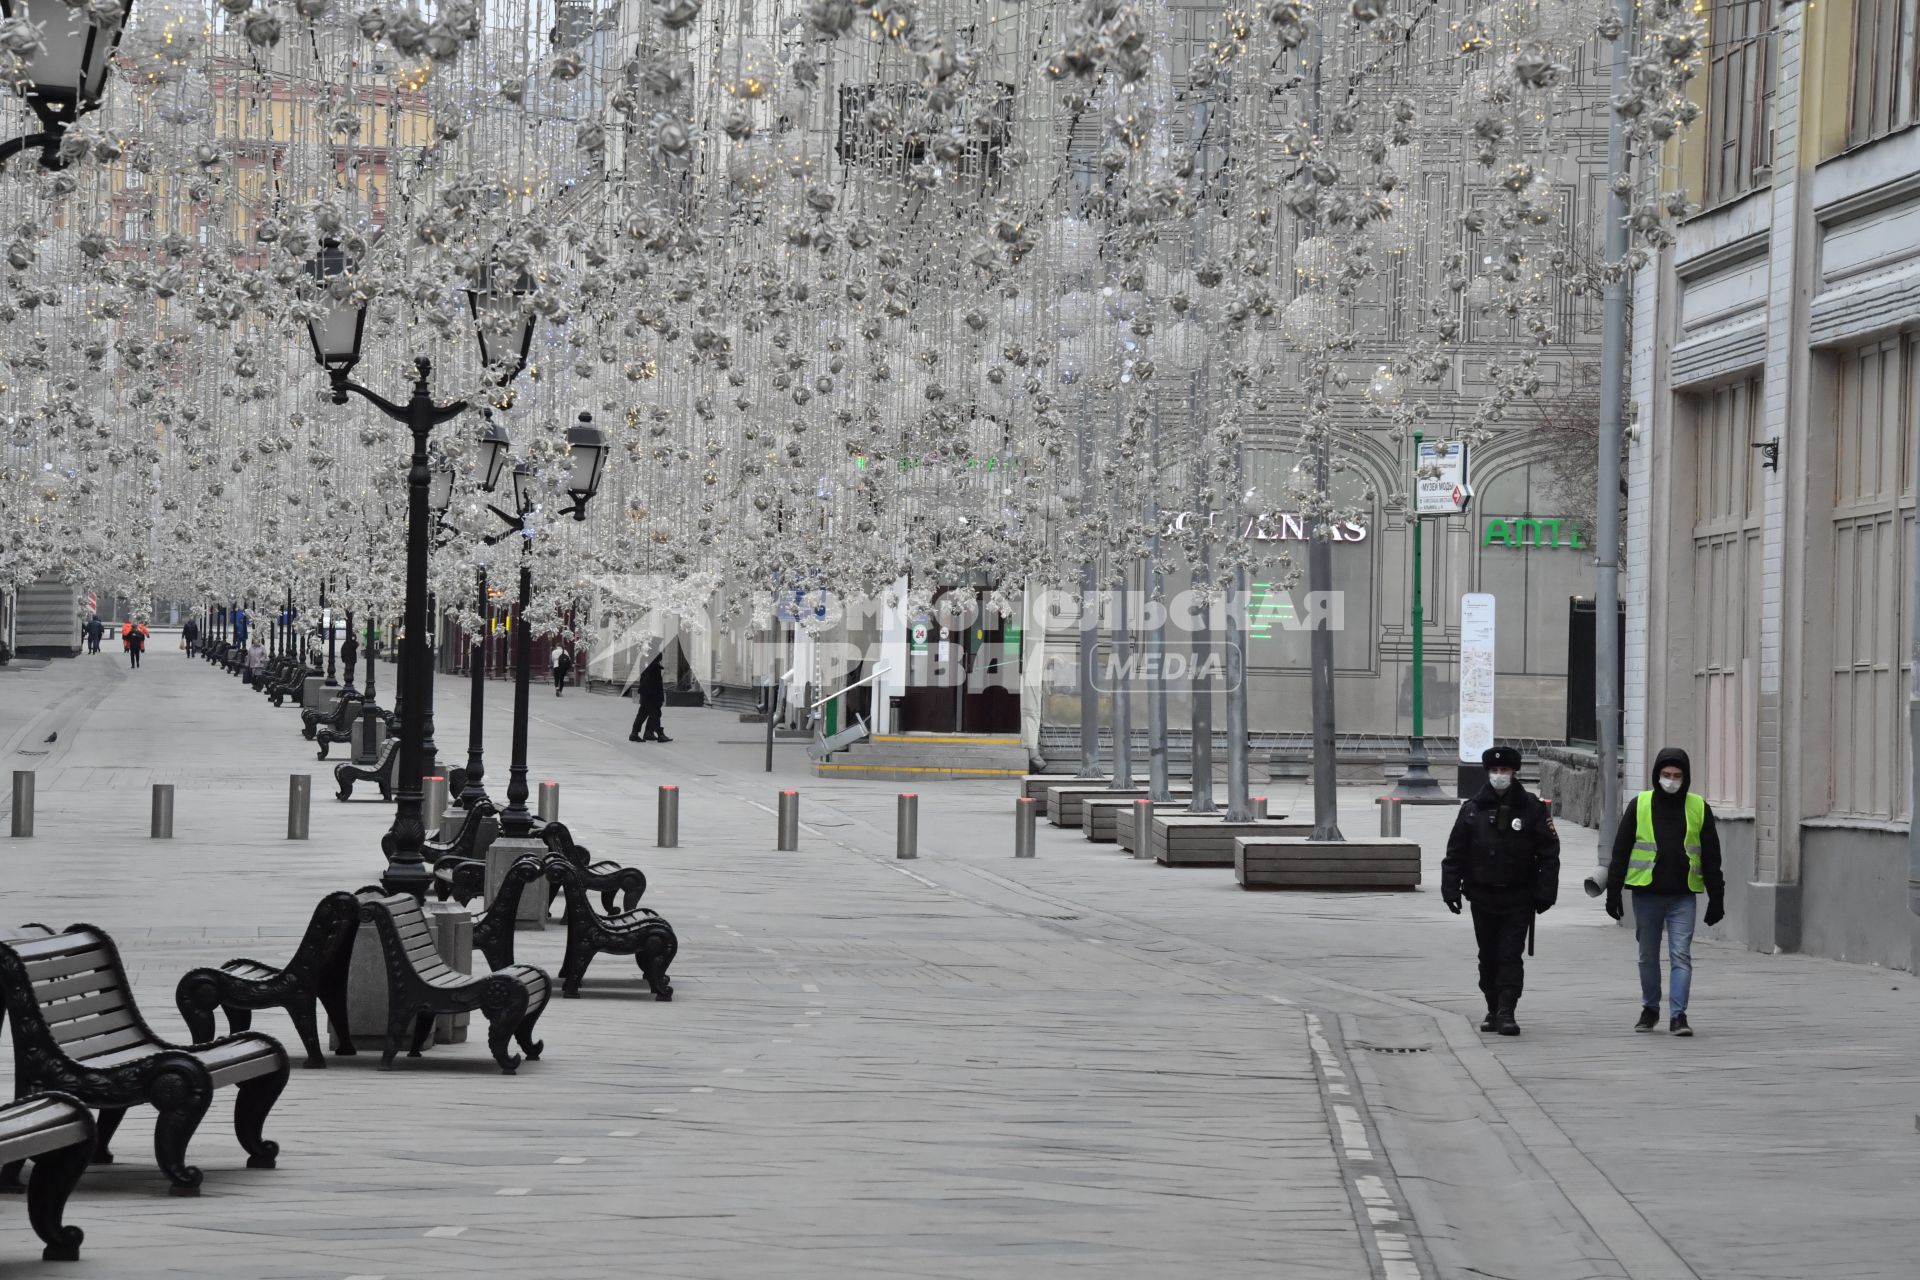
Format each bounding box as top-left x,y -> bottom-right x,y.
1252,795 -> 1268,820
1132,798 -> 1155,860
537,781 -> 559,824
151,784 -> 174,839
657,785 -> 679,848
776,789 -> 800,850
1014,796 -> 1037,858
9,770 -> 33,838
1378,795 -> 1403,838
287,775 -> 311,840
422,776 -> 448,827
897,793 -> 919,859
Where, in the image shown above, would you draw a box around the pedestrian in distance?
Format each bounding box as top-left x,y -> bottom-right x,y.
182,617 -> 199,656
1442,745 -> 1561,1037
1605,747 -> 1724,1036
245,636 -> 267,686
628,648 -> 671,743
340,630 -> 359,687
121,618 -> 148,669
85,615 -> 103,654
552,648 -> 573,697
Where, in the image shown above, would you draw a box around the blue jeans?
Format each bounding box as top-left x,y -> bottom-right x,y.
1633,892 -> 1696,1015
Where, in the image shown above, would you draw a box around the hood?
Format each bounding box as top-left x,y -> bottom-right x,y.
1651,746 -> 1691,795
645,653 -> 664,670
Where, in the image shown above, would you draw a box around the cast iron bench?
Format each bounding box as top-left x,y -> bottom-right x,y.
173,892 -> 357,1071
302,692 -> 358,741
545,860 -> 677,1001
334,737 -> 400,801
538,821 -> 646,918
472,856 -> 553,972
355,890 -> 550,1073
0,926 -> 290,1195
425,800 -> 502,906
0,1092 -> 92,1260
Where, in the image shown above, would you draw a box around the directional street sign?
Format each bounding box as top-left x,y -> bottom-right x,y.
1414,439 -> 1471,515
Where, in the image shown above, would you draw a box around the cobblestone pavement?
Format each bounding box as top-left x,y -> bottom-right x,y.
2,648 -> 1916,1279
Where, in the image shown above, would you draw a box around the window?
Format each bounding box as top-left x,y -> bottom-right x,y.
1702,0 -> 1776,206
1688,379 -> 1763,809
1849,0 -> 1920,147
1828,338 -> 1917,819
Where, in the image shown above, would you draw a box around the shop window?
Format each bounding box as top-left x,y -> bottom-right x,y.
1849,0 -> 1920,148
1703,0 -> 1776,206
1828,338 -> 1917,820
1471,463 -> 1591,738
1686,379 -> 1763,810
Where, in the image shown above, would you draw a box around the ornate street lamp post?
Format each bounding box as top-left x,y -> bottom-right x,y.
0,0 -> 132,170
480,413 -> 607,840
459,415 -> 513,809
305,246 -> 532,897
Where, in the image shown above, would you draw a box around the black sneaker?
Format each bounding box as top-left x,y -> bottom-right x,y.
1635,1006 -> 1659,1032
1670,1014 -> 1692,1037
1480,1009 -> 1498,1033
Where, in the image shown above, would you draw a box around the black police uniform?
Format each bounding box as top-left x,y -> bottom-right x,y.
1441,748 -> 1560,1032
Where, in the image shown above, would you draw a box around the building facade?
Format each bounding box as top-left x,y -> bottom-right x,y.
1627,0 -> 1920,969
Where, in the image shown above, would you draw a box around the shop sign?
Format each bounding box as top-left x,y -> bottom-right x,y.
1161,510 -> 1370,542
1482,517 -> 1585,550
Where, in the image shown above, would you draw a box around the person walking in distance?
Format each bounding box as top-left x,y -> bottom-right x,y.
122,618 -> 149,669
85,615 -> 104,654
1605,747 -> 1724,1036
182,616 -> 200,657
1441,745 -> 1561,1036
245,635 -> 267,687
629,648 -> 671,743
552,648 -> 573,697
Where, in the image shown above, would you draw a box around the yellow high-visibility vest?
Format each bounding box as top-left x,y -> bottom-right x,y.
1627,791 -> 1705,892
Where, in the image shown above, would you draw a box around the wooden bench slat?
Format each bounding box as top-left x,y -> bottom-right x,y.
0,1116 -> 90,1163
67,1023 -> 153,1059
50,1008 -> 142,1049
41,987 -> 131,1026
22,945 -> 112,982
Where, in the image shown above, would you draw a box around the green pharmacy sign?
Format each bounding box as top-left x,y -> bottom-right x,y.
1482,517 -> 1585,550
1248,583 -> 1296,641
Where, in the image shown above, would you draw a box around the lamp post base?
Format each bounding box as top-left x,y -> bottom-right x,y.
1389,737 -> 1450,803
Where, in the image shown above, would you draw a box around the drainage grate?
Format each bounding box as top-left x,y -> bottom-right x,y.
1356,1045 -> 1432,1054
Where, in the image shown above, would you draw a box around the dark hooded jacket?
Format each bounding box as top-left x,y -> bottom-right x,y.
636,653 -> 665,706
1442,777 -> 1561,908
1607,747 -> 1725,901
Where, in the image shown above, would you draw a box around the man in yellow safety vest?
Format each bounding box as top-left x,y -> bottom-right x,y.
1604,747 -> 1725,1036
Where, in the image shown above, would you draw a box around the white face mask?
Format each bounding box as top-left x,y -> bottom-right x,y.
1487,771 -> 1513,792
1659,776 -> 1683,794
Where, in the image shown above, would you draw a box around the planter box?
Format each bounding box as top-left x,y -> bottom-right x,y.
1045,783 -> 1163,828
1023,773 -> 1079,802
1116,799 -> 1207,853
1083,792 -> 1192,843
1152,815 -> 1310,867
1234,837 -> 1422,890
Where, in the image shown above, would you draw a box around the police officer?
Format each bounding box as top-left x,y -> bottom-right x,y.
1441,746 -> 1561,1036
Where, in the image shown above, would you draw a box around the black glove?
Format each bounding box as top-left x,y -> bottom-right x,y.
1535,901 -> 1552,916
1605,888 -> 1624,921
1443,891 -> 1462,915
1704,899 -> 1724,927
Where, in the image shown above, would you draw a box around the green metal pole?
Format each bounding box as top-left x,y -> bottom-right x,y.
1392,429 -> 1443,800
